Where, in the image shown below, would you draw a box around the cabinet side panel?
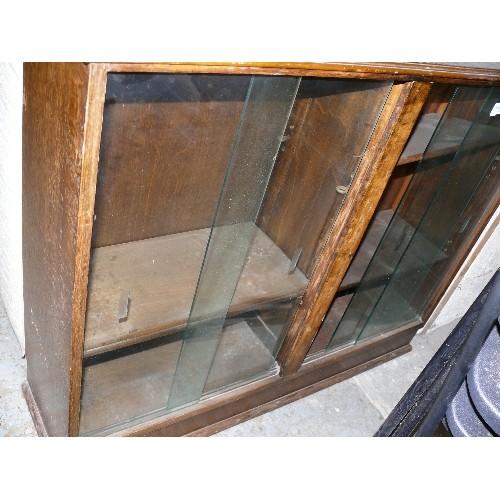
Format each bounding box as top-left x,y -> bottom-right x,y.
22,63 -> 89,436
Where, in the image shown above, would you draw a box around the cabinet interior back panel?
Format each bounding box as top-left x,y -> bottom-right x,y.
91,100 -> 244,247
257,79 -> 392,277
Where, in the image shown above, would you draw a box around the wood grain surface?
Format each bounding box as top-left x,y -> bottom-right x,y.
23,62 -> 499,437
23,63 -> 90,436
84,225 -> 308,356
104,62 -> 500,85
92,97 -> 246,247
67,64 -> 108,436
258,79 -> 392,277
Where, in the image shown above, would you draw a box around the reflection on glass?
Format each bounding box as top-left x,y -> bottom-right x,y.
328,85 -> 500,351
166,76 -> 301,409
79,74 -> 393,434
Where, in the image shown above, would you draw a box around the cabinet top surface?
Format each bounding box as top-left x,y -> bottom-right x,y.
90,62 -> 500,85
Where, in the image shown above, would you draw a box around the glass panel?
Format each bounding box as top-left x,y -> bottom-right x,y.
79,74 -> 393,434
168,78 -> 394,411
80,73 -> 253,435
166,76 -> 301,409
327,85 -> 500,351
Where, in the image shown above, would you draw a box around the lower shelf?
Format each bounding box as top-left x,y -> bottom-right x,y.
79,320 -> 276,435
339,210 -> 393,292
309,293 -> 353,354
341,208 -> 448,293
25,319 -> 420,437
119,321 -> 419,437
397,113 -> 500,166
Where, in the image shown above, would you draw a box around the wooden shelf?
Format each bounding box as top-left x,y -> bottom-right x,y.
84,225 -> 308,357
79,320 -> 275,435
309,292 -> 354,354
398,113 -> 442,165
398,113 -> 500,166
310,207 -> 450,357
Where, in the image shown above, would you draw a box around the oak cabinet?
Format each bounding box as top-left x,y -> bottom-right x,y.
22,63 -> 500,436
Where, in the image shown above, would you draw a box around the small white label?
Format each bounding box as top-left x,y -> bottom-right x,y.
490,103 -> 500,116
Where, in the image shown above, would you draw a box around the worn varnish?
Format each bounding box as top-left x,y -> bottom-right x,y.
105,62 -> 500,86
22,63 -> 500,437
23,63 -> 90,436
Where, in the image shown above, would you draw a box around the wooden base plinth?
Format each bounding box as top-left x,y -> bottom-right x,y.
112,321 -> 420,437
22,381 -> 48,437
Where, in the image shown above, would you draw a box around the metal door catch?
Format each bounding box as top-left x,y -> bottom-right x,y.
289,248 -> 303,274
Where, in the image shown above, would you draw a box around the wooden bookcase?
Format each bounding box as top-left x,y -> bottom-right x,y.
22,63 -> 500,436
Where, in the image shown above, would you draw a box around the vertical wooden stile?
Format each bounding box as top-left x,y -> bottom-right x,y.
68,64 -> 107,436
277,81 -> 432,376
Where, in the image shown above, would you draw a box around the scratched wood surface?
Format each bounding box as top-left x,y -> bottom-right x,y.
23,63 -> 90,436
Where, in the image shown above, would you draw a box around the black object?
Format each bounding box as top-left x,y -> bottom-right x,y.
375,268 -> 500,437
445,379 -> 493,437
464,319 -> 500,434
